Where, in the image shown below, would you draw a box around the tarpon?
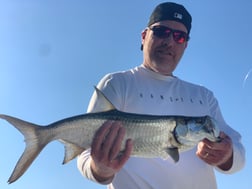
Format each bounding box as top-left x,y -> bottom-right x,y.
0,87 -> 220,184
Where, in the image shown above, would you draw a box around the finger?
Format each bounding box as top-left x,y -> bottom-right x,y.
117,139 -> 133,166
197,148 -> 213,163
201,138 -> 215,149
219,132 -> 232,145
206,132 -> 232,151
109,125 -> 126,161
197,140 -> 211,153
91,121 -> 113,156
196,149 -> 207,159
196,141 -> 212,159
101,122 -> 123,158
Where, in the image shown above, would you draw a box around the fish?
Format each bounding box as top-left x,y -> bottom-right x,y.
0,87 -> 221,184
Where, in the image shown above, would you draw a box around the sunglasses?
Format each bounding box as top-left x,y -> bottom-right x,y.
149,25 -> 189,44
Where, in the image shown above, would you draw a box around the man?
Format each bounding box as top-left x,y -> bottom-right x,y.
77,2 -> 245,189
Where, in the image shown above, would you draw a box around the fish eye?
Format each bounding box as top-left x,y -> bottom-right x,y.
195,117 -> 204,124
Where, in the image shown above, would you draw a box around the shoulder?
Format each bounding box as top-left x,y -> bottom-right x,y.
98,66 -> 141,88
177,77 -> 214,95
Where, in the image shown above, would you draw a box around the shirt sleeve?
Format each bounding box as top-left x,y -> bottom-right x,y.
207,90 -> 246,173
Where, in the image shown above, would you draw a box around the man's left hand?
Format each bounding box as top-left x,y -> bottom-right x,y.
196,132 -> 233,171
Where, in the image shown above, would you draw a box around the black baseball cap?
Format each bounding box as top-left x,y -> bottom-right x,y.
147,2 -> 192,34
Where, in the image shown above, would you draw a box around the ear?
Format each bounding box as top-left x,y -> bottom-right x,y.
141,29 -> 147,39
141,28 -> 148,50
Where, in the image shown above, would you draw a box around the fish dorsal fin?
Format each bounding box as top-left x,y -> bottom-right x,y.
59,140 -> 85,164
94,86 -> 116,111
165,147 -> 179,163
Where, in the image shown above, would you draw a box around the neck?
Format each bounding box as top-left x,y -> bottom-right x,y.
143,63 -> 174,76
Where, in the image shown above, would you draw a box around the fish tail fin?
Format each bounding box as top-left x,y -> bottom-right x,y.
0,114 -> 49,184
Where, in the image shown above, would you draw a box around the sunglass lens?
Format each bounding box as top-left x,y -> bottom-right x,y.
153,27 -> 171,38
173,32 -> 186,44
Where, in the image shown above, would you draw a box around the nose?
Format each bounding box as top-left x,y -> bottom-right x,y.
161,34 -> 175,47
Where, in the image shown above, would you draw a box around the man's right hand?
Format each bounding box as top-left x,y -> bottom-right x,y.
90,120 -> 133,182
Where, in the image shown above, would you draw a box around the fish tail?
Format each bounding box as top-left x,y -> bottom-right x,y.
0,114 -> 50,184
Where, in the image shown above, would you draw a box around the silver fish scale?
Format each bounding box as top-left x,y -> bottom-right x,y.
48,116 -> 105,149
121,119 -> 175,158
49,110 -> 177,158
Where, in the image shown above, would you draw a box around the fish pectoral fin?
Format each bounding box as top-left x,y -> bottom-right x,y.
59,140 -> 85,164
165,147 -> 179,163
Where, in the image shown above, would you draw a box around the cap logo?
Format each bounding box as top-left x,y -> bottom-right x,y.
174,12 -> 183,20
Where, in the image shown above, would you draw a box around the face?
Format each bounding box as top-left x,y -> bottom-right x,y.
142,20 -> 188,76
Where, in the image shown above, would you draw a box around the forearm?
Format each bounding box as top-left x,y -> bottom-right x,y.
77,149 -> 113,185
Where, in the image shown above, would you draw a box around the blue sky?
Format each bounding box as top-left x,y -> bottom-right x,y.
0,0 -> 251,188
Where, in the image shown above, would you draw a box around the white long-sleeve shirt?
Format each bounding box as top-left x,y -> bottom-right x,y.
78,65 -> 245,189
